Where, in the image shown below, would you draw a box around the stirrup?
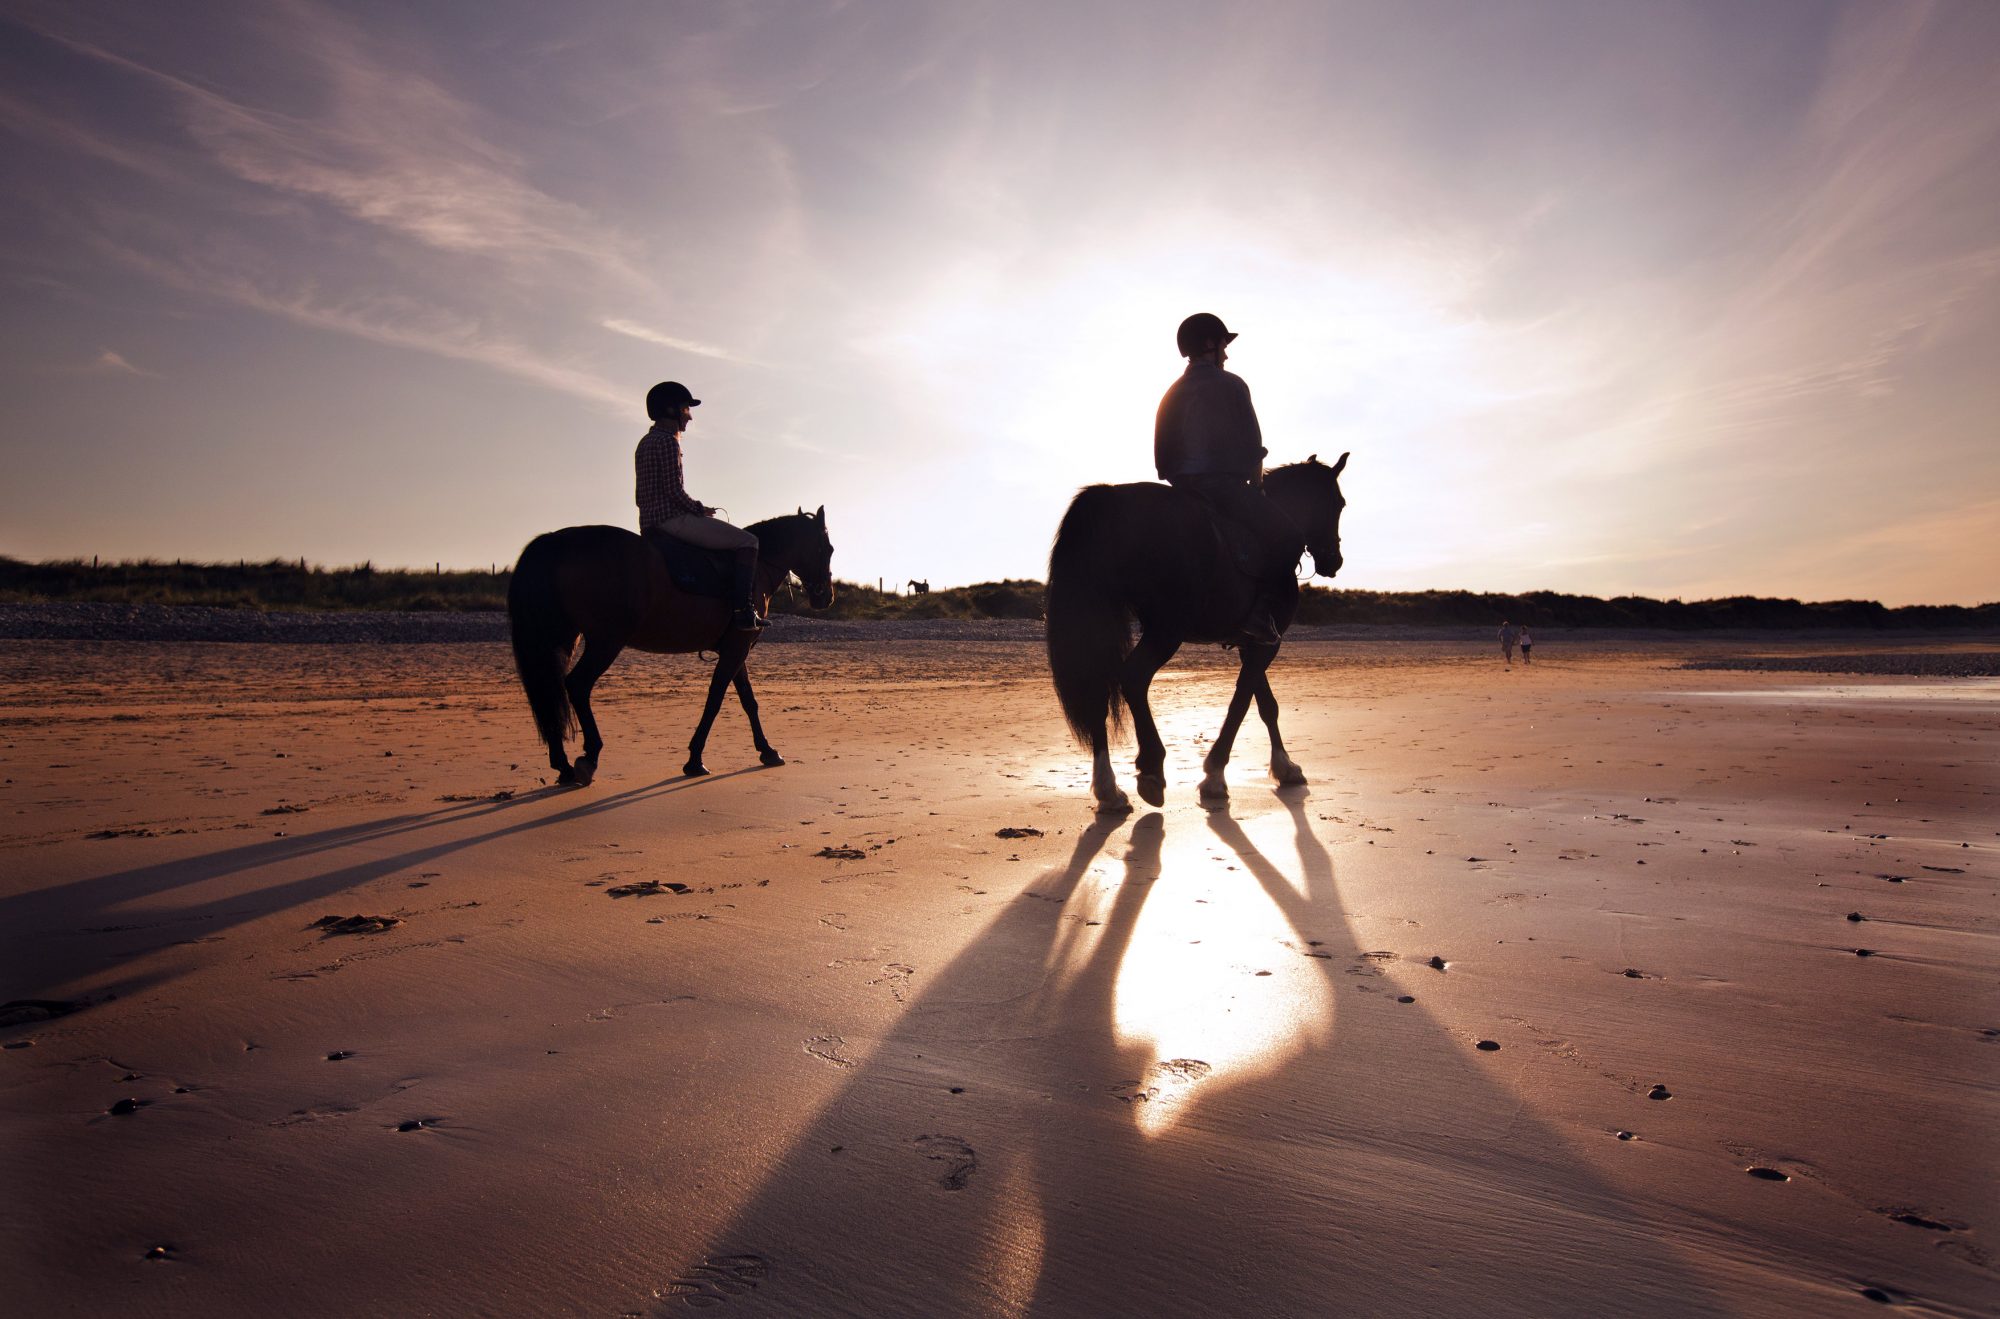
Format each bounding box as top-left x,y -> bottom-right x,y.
732,607 -> 768,632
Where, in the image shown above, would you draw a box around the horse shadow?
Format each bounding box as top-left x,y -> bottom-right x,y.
667,794 -> 1730,1316
0,768 -> 764,1006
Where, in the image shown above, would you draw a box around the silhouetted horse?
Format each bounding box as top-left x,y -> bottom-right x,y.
1047,456 -> 1348,811
507,508 -> 835,785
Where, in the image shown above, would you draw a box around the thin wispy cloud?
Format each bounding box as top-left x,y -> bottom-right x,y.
601,319 -> 743,362
93,349 -> 158,378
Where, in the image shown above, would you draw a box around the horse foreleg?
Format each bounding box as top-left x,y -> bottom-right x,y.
686,648 -> 746,776
1121,631 -> 1181,807
1251,657 -> 1305,786
1200,644 -> 1276,801
563,635 -> 623,787
732,666 -> 784,767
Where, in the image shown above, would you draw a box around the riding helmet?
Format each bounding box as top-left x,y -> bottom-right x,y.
646,381 -> 702,420
1176,312 -> 1237,358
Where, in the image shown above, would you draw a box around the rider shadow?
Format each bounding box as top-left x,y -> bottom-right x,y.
673,797 -> 1729,1315
0,767 -> 760,1005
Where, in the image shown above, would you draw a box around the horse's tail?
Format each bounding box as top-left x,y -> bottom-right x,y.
507,533 -> 577,760
1046,486 -> 1131,746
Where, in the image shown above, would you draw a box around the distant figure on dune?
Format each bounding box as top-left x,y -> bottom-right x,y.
1155,312 -> 1292,646
637,381 -> 766,632
1498,620 -> 1520,666
1519,625 -> 1534,664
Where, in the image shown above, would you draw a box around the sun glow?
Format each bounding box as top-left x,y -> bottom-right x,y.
863,227 -> 1584,587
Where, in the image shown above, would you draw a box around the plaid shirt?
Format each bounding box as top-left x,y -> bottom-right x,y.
635,426 -> 709,528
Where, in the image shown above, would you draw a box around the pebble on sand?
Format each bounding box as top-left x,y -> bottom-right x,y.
1475,1040 -> 1500,1052
1646,1084 -> 1671,1101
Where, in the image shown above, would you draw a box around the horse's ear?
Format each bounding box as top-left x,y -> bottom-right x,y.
797,505 -> 803,516
1307,452 -> 1318,465
1331,451 -> 1349,476
815,504 -> 825,521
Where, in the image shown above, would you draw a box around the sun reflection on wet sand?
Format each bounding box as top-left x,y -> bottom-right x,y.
1074,806 -> 1339,1137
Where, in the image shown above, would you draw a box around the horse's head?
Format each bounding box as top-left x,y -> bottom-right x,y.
791,505 -> 837,610
1266,453 -> 1348,578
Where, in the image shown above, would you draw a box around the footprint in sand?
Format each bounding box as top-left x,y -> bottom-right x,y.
803,1034 -> 855,1069
868,964 -> 915,1002
1881,1209 -> 1961,1232
658,1254 -> 770,1308
914,1134 -> 977,1190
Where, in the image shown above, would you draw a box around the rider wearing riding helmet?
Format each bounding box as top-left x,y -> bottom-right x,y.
1155,313 -> 1291,645
636,381 -> 766,631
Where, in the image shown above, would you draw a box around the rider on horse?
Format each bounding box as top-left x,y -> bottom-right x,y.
636,380 -> 767,632
1154,312 -> 1291,645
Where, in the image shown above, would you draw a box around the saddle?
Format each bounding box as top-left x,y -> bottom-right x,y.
647,531 -> 732,601
1177,487 -> 1268,581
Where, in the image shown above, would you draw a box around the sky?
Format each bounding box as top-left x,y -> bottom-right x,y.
2,0 -> 1996,605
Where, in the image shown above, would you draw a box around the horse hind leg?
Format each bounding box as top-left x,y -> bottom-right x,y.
1090,726 -> 1131,814
564,635 -> 624,787
1121,632 -> 1180,807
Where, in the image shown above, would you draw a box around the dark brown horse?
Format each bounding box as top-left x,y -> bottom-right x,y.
1046,456 -> 1348,811
507,508 -> 835,785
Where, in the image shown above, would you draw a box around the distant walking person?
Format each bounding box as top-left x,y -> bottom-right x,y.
1518,625 -> 1534,664
1498,620 -> 1520,666
636,381 -> 766,631
1155,312 -> 1290,645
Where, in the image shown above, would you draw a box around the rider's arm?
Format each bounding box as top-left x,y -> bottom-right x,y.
1227,375 -> 1267,479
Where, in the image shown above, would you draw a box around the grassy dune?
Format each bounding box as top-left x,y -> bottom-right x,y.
3,557 -> 1992,628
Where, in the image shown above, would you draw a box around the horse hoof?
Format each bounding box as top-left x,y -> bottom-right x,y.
1137,774 -> 1167,807
760,749 -> 786,767
1198,775 -> 1230,802
1273,765 -> 1307,788
571,759 -> 597,787
1094,788 -> 1132,815
555,766 -> 578,786
683,760 -> 709,778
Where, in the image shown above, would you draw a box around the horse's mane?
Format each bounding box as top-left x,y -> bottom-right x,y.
1265,457 -> 1334,482
745,510 -> 815,540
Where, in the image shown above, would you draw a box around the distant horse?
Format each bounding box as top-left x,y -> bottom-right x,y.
908,578 -> 930,595
1046,456 -> 1348,811
507,508 -> 835,785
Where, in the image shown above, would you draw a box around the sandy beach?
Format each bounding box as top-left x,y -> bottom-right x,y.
2,632 -> 1995,1317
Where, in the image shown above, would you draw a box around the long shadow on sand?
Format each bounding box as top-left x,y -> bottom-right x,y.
660,794 -> 1733,1317
0,768 -> 765,1004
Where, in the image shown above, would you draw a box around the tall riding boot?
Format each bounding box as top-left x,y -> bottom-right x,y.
1239,582 -> 1281,646
730,548 -> 768,632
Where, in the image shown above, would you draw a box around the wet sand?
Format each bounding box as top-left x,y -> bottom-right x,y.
2,635 -> 1995,1317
